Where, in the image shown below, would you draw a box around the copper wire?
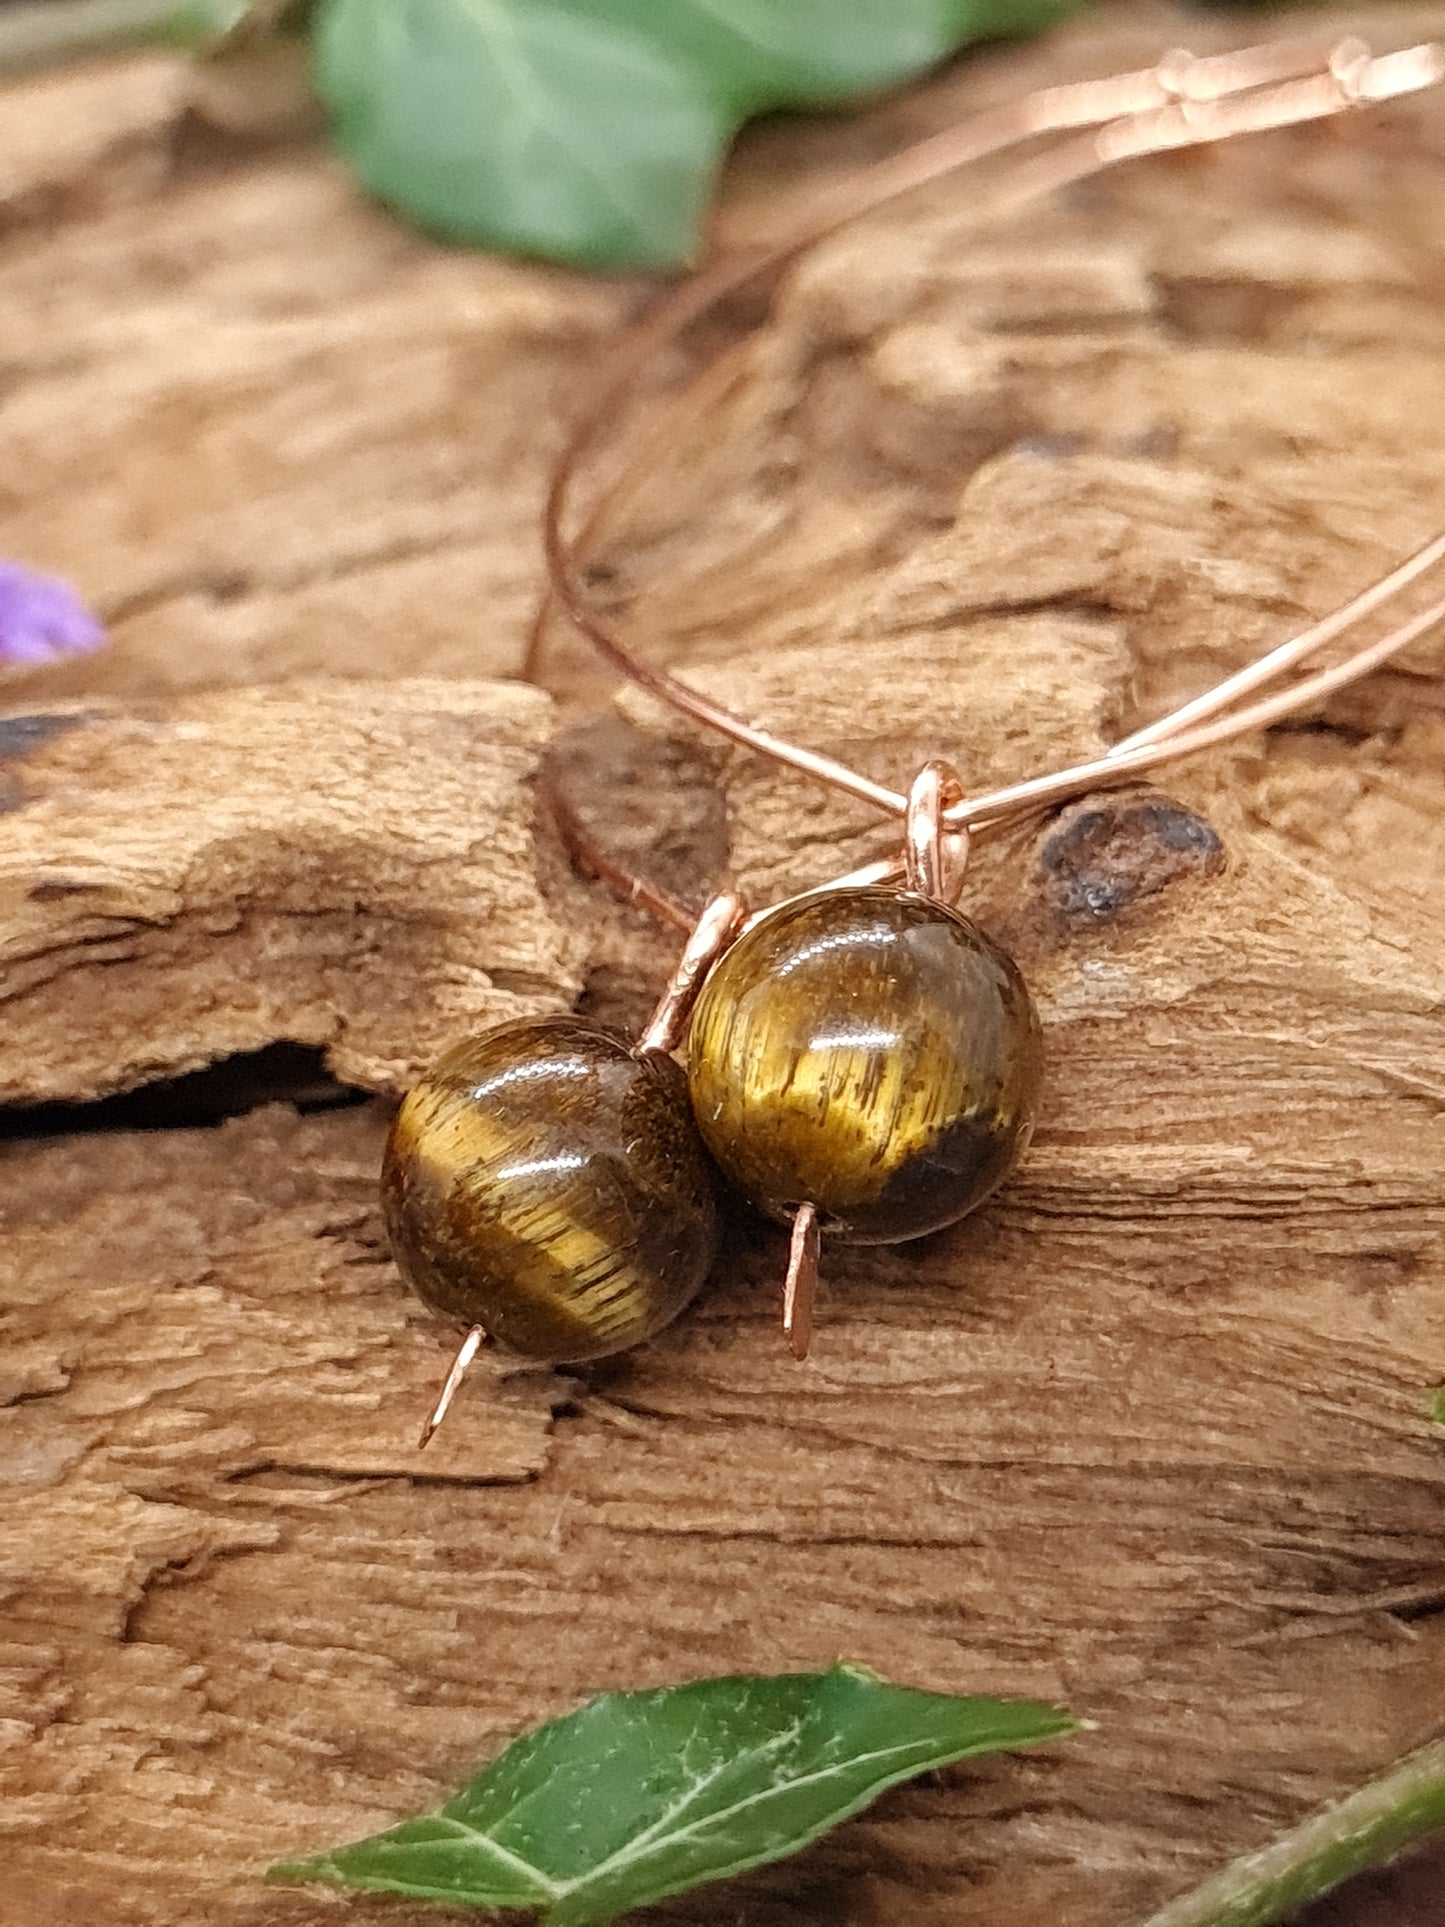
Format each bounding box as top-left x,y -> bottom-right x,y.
782,1202 -> 820,1362
904,762 -> 969,904
418,1325 -> 486,1451
1110,532 -> 1445,756
534,36 -> 1445,874
637,889 -> 749,1052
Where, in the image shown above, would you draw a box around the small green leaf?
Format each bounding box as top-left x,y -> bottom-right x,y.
312,0 -> 1077,269
1428,1385 -> 1445,1425
271,1663 -> 1077,1922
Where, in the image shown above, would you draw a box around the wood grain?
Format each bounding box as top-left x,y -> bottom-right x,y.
0,680 -> 584,1099
2,6 -> 1444,1926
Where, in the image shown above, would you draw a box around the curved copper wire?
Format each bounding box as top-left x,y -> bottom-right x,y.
534,33 -> 1445,879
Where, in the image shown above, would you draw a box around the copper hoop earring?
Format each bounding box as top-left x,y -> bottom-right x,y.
381,33 -> 1445,1440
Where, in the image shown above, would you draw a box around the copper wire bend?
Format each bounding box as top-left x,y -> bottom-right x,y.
532,35 -> 1445,885
904,762 -> 970,905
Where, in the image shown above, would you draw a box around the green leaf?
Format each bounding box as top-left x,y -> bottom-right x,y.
1428,1385 -> 1445,1424
270,1663 -> 1077,1923
312,0 -> 1077,269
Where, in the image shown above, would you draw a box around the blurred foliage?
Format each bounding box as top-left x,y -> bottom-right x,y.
311,0 -> 1078,268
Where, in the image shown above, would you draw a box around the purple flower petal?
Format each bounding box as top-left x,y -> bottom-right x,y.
0,561 -> 106,665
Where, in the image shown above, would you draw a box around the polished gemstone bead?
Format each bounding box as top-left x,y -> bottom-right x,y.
686,886 -> 1041,1244
382,1016 -> 719,1363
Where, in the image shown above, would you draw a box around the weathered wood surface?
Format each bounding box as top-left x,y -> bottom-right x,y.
3,7 -> 1445,1927
0,681 -> 585,1101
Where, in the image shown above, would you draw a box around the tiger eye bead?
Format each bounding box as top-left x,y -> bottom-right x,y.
686,886 -> 1041,1244
382,1016 -> 719,1363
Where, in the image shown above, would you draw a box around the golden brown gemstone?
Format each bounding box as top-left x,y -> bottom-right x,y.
686,886 -> 1042,1244
382,1016 -> 719,1363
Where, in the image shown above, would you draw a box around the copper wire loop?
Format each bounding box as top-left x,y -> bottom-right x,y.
904,763 -> 970,905
637,890 -> 749,1054
531,35 -> 1445,904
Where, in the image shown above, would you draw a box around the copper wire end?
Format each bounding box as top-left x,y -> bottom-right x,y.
418,1324 -> 487,1451
783,1203 -> 821,1362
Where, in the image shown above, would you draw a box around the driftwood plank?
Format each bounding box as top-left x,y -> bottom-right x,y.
0,51 -> 625,702
0,680 -> 585,1099
2,5 -> 1445,1926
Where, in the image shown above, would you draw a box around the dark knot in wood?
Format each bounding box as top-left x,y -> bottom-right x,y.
1036,790 -> 1225,924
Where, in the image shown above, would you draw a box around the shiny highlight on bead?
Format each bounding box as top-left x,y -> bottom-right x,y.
686,886 -> 1042,1244
383,1016 -> 719,1364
